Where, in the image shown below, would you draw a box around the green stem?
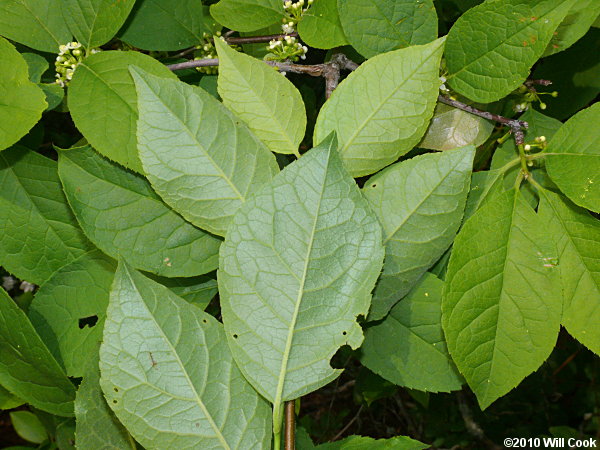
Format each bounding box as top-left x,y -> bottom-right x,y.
273,402 -> 284,450
517,144 -> 530,178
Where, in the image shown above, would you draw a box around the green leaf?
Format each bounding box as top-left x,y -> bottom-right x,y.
419,101 -> 494,151
58,145 -> 221,277
68,50 -> 178,173
9,411 -> 47,444
39,82 -> 65,111
147,274 -> 218,310
0,385 -> 23,410
297,0 -> 348,49
215,38 -> 307,156
28,250 -> 116,377
533,27 -> 600,120
100,262 -> 272,449
131,67 -> 279,237
75,355 -> 136,450
363,146 -> 475,320
119,0 -> 215,51
463,169 -> 505,220
314,38 -> 445,177
60,0 -> 136,48
219,135 -> 384,430
544,0 -> 600,56
442,189 -> 561,409
445,0 -> 575,103
538,190 -> 600,356
360,274 -> 463,392
337,0 -> 437,58
210,0 -> 283,32
545,103 -> 600,212
22,52 -> 49,83
0,0 -> 71,52
0,146 -> 92,285
0,287 -> 76,416
317,435 -> 428,450
0,38 -> 47,151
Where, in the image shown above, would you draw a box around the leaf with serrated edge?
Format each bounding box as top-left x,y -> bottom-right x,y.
210,0 -> 283,32
0,38 -> 47,151
445,0 -> 575,103
215,38 -> 307,156
360,274 -> 463,392
68,51 -> 178,173
538,190 -> 600,355
119,0 -> 215,51
0,287 -> 76,417
364,146 -> 475,320
314,38 -> 445,177
0,146 -> 92,285
318,434 -> 428,450
419,102 -> 494,151
100,262 -> 271,449
297,0 -> 348,50
0,0 -> 71,52
58,145 -> 221,277
219,134 -> 384,432
28,250 -> 116,378
131,67 -> 279,237
545,103 -> 600,213
442,189 -> 561,409
61,0 -> 136,48
338,0 -> 437,58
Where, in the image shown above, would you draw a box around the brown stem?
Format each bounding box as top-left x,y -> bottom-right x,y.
457,391 -> 502,450
226,32 -> 299,45
438,95 -> 528,145
284,400 -> 295,450
331,405 -> 363,442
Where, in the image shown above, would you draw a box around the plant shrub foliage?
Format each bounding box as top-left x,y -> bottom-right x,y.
0,0 -> 598,448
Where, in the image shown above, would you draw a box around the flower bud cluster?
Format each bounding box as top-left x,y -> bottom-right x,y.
55,42 -> 98,87
283,0 -> 314,32
266,35 -> 308,62
513,84 -> 558,112
193,32 -> 240,74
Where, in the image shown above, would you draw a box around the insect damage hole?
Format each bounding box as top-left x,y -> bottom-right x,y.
78,315 -> 98,329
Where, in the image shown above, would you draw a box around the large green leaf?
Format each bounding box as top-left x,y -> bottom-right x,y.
58,145 -> 221,277
442,190 -> 561,409
543,0 -> 600,56
100,262 -> 272,449
297,0 -> 348,50
75,355 -> 136,450
210,0 -> 283,32
363,146 -> 475,320
360,274 -> 463,392
0,287 -> 76,417
0,146 -> 92,285
538,190 -> 600,356
219,135 -> 384,431
545,103 -> 600,213
146,274 -> 218,310
119,0 -> 215,51
215,38 -> 307,156
68,51 -> 178,173
337,0 -> 437,58
318,435 -> 427,450
419,102 -> 494,151
131,67 -> 279,237
28,250 -> 116,377
314,38 -> 445,177
0,0 -> 71,52
9,411 -> 47,444
445,0 -> 574,103
60,0 -> 136,48
0,38 -> 47,152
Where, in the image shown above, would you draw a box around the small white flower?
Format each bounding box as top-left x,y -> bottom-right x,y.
524,144 -> 531,151
280,71 -> 287,76
20,281 -> 35,292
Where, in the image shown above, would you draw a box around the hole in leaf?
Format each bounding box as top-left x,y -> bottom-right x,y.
372,184 -> 377,188
202,319 -> 208,324
342,331 -> 347,336
233,334 -> 238,339
78,315 -> 98,329
113,387 -> 118,392
112,400 -> 118,404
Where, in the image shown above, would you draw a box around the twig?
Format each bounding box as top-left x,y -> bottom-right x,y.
285,400 -> 296,450
166,53 -> 358,99
438,95 -> 528,145
331,406 -> 363,442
